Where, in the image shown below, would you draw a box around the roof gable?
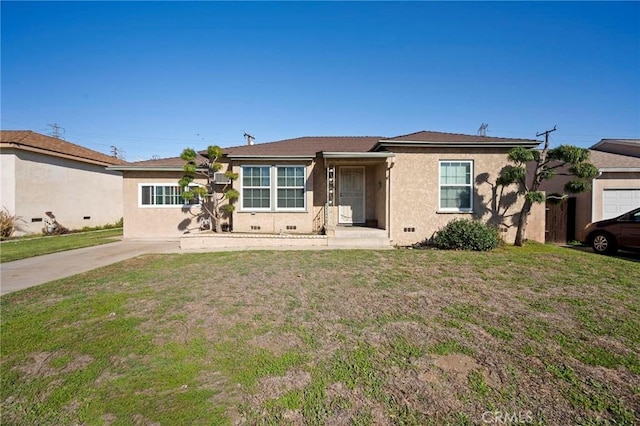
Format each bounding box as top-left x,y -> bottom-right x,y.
0,130 -> 127,166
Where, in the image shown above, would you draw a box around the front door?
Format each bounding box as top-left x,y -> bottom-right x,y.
339,166 -> 365,224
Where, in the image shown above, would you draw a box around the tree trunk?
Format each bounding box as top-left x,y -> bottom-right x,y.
514,198 -> 533,246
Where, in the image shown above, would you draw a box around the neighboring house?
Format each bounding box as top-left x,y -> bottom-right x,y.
540,138 -> 640,241
110,130 -> 546,247
0,130 -> 126,236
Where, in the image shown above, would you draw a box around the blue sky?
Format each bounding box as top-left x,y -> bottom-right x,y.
2,1 -> 639,161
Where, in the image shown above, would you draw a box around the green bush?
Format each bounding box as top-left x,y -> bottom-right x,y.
433,219 -> 500,251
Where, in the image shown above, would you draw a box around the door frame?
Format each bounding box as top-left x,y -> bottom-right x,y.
338,166 -> 366,224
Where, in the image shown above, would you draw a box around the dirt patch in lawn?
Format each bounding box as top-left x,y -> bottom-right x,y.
14,351 -> 93,378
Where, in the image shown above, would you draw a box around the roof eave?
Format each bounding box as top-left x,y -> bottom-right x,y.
107,165 -> 185,172
321,152 -> 395,159
1,142 -> 121,167
225,154 -> 315,161
598,167 -> 640,173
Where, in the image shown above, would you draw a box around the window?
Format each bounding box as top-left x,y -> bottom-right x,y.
439,161 -> 473,212
241,165 -> 306,211
277,166 -> 305,209
139,184 -> 199,207
242,166 -> 271,209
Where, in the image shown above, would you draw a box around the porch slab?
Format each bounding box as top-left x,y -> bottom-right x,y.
180,232 -> 328,250
180,229 -> 393,250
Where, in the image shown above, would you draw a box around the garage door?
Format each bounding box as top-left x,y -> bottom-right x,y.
603,189 -> 640,219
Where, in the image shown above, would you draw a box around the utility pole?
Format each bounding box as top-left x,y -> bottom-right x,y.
478,123 -> 489,136
536,125 -> 557,163
110,146 -> 125,160
47,123 -> 65,139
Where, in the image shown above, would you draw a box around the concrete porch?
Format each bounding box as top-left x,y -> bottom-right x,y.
179,227 -> 392,250
328,226 -> 391,248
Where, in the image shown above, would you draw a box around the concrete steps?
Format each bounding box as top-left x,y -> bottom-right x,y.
328,227 -> 391,248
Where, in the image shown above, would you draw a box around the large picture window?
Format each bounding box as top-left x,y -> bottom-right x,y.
241,165 -> 306,211
439,161 -> 473,212
139,184 -> 199,207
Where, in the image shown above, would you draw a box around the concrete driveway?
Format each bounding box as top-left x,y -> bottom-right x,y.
1,240 -> 181,295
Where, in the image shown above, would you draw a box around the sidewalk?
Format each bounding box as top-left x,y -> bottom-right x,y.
1,240 -> 181,295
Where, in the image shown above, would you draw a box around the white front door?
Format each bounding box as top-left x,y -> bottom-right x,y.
339,167 -> 365,224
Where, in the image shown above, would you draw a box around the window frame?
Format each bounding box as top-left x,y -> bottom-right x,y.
438,160 -> 474,213
240,165 -> 273,211
239,165 -> 307,212
138,183 -> 202,208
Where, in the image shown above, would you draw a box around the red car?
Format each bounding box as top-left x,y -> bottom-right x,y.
580,207 -> 640,254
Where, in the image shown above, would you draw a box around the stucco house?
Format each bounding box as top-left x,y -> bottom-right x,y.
541,138 -> 640,241
110,130 -> 546,248
0,130 -> 126,236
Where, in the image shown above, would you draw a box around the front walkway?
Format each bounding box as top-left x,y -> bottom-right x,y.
1,235 -> 395,295
0,239 -> 181,295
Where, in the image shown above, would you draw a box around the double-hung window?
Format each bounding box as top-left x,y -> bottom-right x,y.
439,161 -> 473,212
242,166 -> 271,209
139,184 -> 200,207
277,167 -> 305,209
241,165 -> 306,211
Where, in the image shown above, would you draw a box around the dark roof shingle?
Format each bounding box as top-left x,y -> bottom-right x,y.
381,130 -> 539,143
589,149 -> 640,170
223,136 -> 384,157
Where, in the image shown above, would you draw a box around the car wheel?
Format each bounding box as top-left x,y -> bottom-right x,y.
591,232 -> 618,255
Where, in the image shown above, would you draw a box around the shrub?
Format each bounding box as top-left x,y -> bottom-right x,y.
433,219 -> 500,251
0,207 -> 22,240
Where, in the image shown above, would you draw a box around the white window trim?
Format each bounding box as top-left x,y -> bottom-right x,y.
239,165 -> 307,212
239,165 -> 273,212
438,160 -> 474,213
137,183 -> 203,208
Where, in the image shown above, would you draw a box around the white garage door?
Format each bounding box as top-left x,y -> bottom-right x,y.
602,189 -> 640,219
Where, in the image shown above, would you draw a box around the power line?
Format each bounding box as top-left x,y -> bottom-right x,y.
46,123 -> 65,139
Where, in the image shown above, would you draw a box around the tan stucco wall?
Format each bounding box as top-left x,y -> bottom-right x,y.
122,171 -> 214,239
388,147 -> 534,246
1,149 -> 123,236
230,161 -> 315,234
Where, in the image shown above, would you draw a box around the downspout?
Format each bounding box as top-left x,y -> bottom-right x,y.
591,170 -> 603,222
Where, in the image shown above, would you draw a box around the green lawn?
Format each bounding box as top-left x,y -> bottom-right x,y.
1,244 -> 638,425
0,228 -> 123,263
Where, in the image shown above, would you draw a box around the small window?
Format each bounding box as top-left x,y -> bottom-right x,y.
139,184 -> 200,207
439,161 -> 473,212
